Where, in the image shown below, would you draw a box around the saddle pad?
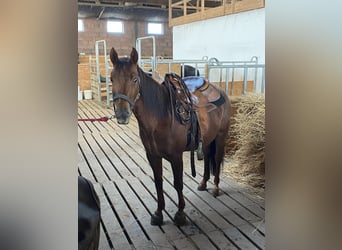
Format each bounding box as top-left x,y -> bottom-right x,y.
182,76 -> 205,92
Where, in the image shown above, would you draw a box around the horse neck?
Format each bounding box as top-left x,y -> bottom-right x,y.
135,67 -> 170,121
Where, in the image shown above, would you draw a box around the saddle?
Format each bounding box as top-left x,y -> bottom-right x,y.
163,74 -> 226,177
182,76 -> 225,138
182,76 -> 224,109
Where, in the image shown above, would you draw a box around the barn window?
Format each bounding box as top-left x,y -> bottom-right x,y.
107,21 -> 124,33
148,23 -> 163,35
78,19 -> 84,32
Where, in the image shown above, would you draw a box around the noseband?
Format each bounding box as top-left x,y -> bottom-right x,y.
112,80 -> 141,108
112,93 -> 140,107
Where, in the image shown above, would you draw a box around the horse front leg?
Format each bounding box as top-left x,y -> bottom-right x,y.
170,156 -> 186,226
147,153 -> 165,226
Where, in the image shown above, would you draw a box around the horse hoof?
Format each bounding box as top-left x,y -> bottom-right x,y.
151,212 -> 163,226
197,151 -> 204,160
213,188 -> 220,197
174,211 -> 186,226
197,183 -> 207,191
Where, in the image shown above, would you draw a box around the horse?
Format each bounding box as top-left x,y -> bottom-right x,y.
147,64 -> 200,78
180,64 -> 200,77
78,176 -> 100,250
109,47 -> 231,226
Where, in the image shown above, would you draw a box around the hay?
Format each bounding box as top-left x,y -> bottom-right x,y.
225,93 -> 265,190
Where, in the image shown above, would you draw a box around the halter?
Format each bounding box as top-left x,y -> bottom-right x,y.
112,78 -> 141,108
112,93 -> 140,107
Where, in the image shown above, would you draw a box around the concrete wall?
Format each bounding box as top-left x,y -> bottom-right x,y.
173,8 -> 265,63
78,18 -> 173,57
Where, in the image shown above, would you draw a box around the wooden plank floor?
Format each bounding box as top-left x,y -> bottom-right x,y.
78,100 -> 265,250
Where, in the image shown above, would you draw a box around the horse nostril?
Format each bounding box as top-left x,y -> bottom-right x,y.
123,110 -> 131,116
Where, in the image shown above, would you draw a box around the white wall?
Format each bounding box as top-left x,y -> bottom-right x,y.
173,8 -> 265,92
173,8 -> 265,63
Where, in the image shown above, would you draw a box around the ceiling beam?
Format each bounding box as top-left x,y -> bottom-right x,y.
78,1 -> 170,11
78,0 -> 169,6
104,0 -> 169,5
97,7 -> 105,19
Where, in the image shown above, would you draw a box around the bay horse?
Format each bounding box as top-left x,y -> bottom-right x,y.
109,47 -> 230,226
180,64 -> 200,77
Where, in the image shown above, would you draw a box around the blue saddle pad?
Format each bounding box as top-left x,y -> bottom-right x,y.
182,76 -> 205,92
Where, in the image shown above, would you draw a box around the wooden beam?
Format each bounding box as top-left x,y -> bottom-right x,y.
235,0 -> 264,12
184,0 -> 187,16
171,0 -> 191,7
172,6 -> 203,10
168,0 -> 172,25
169,0 -> 265,27
232,0 -> 236,12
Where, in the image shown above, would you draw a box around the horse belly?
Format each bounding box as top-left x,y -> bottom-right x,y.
159,130 -> 188,157
139,125 -> 188,158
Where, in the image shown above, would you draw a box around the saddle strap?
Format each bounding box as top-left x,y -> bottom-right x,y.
164,73 -> 194,125
164,73 -> 198,177
189,110 -> 198,178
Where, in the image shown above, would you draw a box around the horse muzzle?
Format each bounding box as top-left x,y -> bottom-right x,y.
112,93 -> 139,125
114,109 -> 132,125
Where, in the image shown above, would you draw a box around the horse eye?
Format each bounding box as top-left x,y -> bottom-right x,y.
110,77 -> 113,82
132,77 -> 139,84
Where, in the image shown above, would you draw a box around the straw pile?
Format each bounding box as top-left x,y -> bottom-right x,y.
225,93 -> 265,190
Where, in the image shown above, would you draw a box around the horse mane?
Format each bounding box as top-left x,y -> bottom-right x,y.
137,66 -> 170,119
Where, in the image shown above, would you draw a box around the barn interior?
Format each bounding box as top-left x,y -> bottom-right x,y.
78,1 -> 265,249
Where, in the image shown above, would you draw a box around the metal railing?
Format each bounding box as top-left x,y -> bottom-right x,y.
95,40 -> 112,107
154,58 -> 209,77
207,57 -> 265,94
136,36 -> 156,72
92,38 -> 264,108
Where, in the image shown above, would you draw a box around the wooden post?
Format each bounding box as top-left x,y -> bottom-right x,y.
184,0 -> 187,16
201,0 -> 204,12
232,0 -> 236,12
168,0 -> 172,26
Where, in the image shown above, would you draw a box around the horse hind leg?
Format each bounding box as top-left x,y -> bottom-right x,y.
212,136 -> 226,197
197,143 -> 212,191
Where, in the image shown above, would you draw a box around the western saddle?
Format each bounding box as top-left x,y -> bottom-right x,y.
163,73 -> 225,176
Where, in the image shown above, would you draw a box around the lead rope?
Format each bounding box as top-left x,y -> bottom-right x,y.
78,114 -> 115,122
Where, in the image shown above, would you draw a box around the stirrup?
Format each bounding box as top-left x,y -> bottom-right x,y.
197,140 -> 203,160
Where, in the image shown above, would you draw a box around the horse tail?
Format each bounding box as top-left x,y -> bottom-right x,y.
209,140 -> 217,175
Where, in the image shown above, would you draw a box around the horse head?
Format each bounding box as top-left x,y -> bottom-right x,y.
110,47 -> 140,125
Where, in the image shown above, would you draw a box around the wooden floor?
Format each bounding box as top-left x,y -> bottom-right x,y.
78,100 -> 265,250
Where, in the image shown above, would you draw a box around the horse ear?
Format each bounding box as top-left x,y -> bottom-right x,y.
130,47 -> 138,64
110,47 -> 118,66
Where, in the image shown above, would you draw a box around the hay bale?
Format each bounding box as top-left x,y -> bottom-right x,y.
225,96 -> 243,154
225,93 -> 265,189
